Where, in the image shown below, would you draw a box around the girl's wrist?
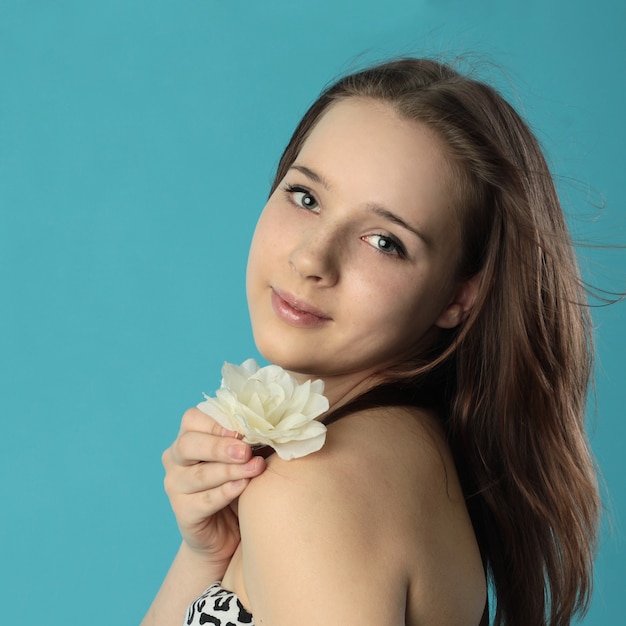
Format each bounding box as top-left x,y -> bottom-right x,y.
179,540 -> 233,577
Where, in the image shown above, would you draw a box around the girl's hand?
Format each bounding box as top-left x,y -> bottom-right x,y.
162,408 -> 266,566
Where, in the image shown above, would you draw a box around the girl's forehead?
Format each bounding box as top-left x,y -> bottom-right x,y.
298,98 -> 451,175
303,97 -> 408,145
294,99 -> 455,203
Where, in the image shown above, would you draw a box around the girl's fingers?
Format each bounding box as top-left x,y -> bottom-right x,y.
179,407 -> 239,438
167,430 -> 251,467
165,455 -> 265,496
170,482 -> 246,525
197,478 -> 251,515
169,474 -> 260,531
160,406 -> 267,540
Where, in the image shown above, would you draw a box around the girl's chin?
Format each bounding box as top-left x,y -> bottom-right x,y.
254,348 -> 315,378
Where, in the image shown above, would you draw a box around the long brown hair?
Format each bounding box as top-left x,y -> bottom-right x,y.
270,58 -> 600,626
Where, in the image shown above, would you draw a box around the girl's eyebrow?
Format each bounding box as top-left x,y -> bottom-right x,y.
289,164 -> 332,190
367,204 -> 431,248
289,163 -> 430,247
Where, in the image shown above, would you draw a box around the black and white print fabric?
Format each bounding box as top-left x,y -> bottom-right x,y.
185,582 -> 254,626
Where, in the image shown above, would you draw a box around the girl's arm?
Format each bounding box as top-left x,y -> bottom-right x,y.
141,541 -> 230,626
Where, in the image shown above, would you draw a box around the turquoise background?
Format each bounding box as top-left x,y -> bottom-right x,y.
1,1 -> 624,623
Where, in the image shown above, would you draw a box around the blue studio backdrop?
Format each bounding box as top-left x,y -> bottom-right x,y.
1,1 -> 624,624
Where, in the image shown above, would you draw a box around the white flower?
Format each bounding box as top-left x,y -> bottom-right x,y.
197,359 -> 329,460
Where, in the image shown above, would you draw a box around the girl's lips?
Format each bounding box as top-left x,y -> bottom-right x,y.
271,289 -> 332,327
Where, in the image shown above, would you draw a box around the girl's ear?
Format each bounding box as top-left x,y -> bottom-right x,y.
435,274 -> 481,329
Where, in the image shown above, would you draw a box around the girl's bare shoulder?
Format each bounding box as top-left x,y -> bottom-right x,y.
238,404 -> 486,625
243,404 -> 459,529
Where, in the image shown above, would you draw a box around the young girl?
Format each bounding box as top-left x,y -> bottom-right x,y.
142,58 -> 600,626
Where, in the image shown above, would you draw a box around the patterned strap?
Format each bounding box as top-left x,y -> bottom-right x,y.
185,582 -> 254,626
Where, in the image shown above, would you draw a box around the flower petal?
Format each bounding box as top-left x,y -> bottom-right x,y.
197,396 -> 238,431
272,431 -> 327,460
200,360 -> 329,460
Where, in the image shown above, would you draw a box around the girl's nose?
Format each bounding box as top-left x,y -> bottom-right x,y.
288,228 -> 340,286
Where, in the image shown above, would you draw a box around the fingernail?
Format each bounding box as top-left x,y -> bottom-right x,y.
228,444 -> 246,460
221,428 -> 239,438
245,457 -> 259,472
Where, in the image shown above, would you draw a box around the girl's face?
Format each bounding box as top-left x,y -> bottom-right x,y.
246,98 -> 474,392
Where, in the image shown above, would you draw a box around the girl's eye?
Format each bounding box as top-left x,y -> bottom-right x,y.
363,234 -> 406,257
285,185 -> 319,211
